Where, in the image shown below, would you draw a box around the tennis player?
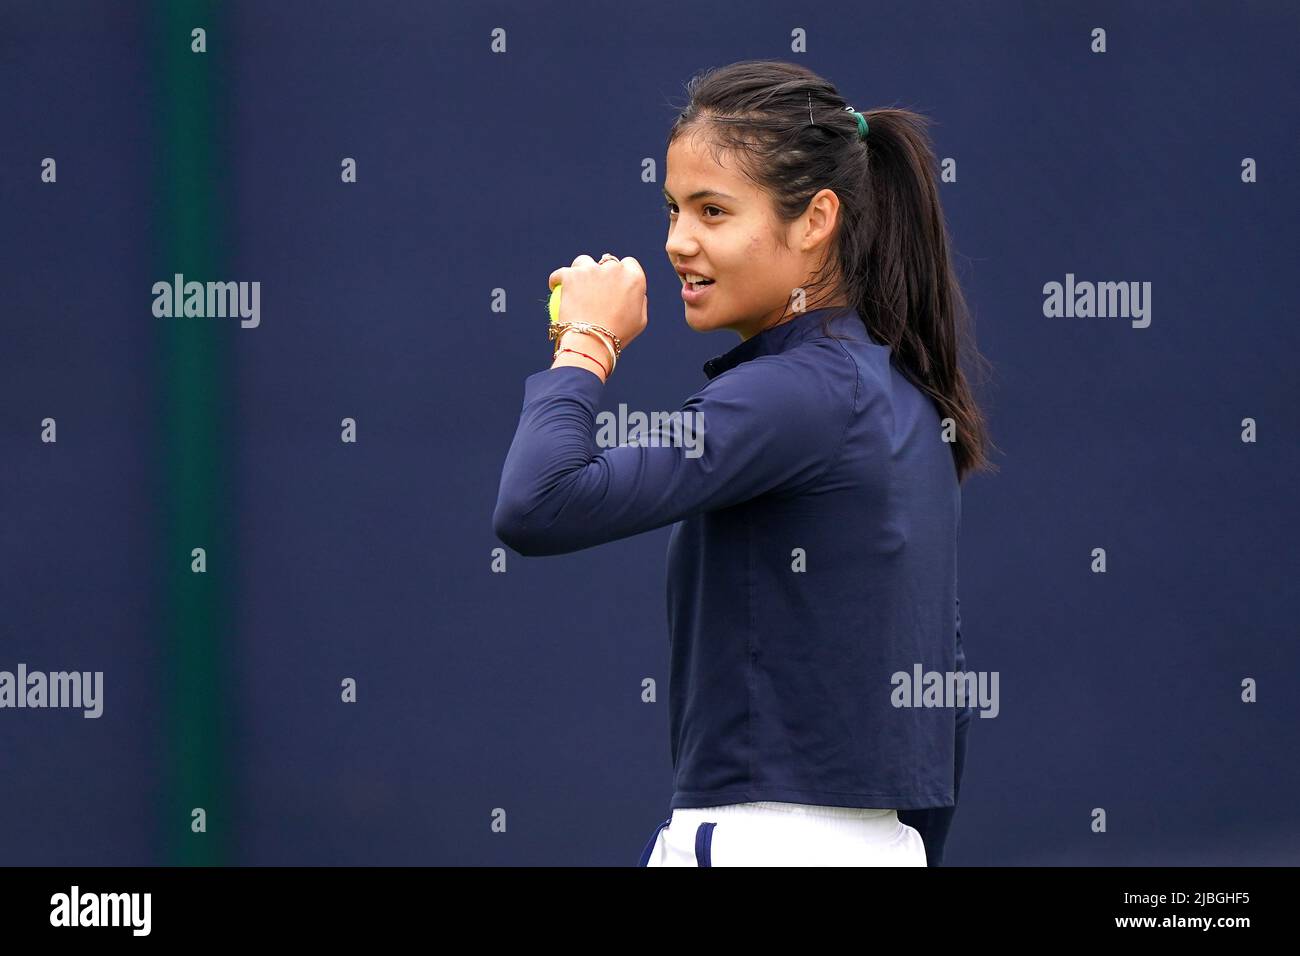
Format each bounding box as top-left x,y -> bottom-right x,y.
495,59 -> 995,866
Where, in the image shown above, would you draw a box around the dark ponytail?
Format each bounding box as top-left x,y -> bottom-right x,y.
668,59 -> 998,482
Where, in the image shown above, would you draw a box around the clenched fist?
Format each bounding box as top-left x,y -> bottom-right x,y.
548,253 -> 649,353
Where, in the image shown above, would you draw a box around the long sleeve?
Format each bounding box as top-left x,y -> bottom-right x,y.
493,361 -> 850,557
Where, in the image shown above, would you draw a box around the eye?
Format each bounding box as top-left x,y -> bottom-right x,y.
662,202 -> 724,219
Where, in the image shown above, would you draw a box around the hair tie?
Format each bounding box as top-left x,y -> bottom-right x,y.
844,105 -> 869,140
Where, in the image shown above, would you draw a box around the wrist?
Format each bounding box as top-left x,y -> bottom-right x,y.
558,329 -> 611,358
547,321 -> 622,374
559,329 -> 616,377
551,338 -> 609,381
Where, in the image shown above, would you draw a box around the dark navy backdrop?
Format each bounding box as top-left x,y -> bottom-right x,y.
2,0 -> 1297,865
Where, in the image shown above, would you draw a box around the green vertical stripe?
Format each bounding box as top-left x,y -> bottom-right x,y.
156,0 -> 232,866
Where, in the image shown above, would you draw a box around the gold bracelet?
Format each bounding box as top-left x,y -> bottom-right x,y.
548,321 -> 623,357
549,324 -> 618,372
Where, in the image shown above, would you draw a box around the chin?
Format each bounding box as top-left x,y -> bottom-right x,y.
683,308 -> 726,333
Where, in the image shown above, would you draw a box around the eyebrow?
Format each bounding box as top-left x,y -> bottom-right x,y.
662,187 -> 738,203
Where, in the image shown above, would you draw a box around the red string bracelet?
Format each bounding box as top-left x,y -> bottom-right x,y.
555,346 -> 609,379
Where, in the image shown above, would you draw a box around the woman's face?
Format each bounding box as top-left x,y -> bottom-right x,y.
663,130 -> 843,341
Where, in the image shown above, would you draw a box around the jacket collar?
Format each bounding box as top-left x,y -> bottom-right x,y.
702,306 -> 865,380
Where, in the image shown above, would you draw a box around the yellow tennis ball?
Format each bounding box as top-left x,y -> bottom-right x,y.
548,283 -> 562,324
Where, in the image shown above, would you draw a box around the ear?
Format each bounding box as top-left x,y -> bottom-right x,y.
800,188 -> 841,251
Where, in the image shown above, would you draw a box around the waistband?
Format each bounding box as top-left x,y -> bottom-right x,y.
668,801 -> 902,838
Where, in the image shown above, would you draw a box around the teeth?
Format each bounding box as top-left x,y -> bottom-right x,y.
685,274 -> 711,283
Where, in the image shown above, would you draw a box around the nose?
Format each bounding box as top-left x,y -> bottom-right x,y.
664,219 -> 698,262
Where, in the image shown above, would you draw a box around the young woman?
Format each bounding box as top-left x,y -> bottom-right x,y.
494,60 -> 996,866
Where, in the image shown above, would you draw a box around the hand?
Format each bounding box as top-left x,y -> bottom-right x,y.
548,253 -> 648,352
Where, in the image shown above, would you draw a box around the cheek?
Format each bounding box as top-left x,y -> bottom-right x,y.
725,232 -> 767,272
746,222 -> 789,260
738,231 -> 790,280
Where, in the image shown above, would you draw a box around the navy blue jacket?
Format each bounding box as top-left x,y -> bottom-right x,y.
494,306 -> 970,832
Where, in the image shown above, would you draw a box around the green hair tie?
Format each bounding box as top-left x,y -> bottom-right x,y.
850,109 -> 869,140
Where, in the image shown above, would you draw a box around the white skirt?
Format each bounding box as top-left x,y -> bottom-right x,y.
637,801 -> 928,867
